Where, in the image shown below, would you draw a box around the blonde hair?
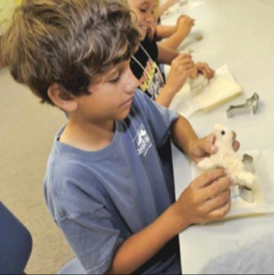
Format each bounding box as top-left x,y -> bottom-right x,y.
147,0 -> 160,40
1,0 -> 140,105
155,0 -> 160,22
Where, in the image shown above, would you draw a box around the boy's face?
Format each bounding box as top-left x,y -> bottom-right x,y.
128,0 -> 156,40
73,60 -> 140,122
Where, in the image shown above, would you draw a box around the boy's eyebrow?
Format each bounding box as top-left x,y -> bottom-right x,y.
106,68 -> 119,77
138,1 -> 151,6
138,1 -> 156,9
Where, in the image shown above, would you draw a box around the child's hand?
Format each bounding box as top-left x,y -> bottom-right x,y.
167,0 -> 179,7
174,168 -> 232,226
176,15 -> 195,36
188,133 -> 240,163
166,53 -> 195,94
192,62 -> 215,79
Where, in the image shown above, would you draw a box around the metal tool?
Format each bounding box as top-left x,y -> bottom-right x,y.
189,74 -> 209,96
238,154 -> 256,203
239,185 -> 253,203
242,154 -> 256,174
226,93 -> 259,118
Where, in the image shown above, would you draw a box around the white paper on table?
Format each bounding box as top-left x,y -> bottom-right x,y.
169,64 -> 242,117
179,0 -> 207,13
190,150 -> 274,220
161,0 -> 206,18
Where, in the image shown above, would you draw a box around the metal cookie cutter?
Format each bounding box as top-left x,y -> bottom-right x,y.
189,74 -> 209,96
242,154 -> 256,174
226,93 -> 259,118
239,154 -> 256,203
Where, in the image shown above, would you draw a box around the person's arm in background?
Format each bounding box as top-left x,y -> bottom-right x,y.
156,53 -> 194,107
155,24 -> 177,41
159,0 -> 179,17
156,43 -> 215,107
157,43 -> 179,64
159,15 -> 195,50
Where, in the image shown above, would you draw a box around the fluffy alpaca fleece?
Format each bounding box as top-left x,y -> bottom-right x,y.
201,235 -> 274,274
198,124 -> 255,188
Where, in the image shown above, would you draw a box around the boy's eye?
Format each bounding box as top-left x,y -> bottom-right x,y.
140,8 -> 147,13
109,75 -> 120,83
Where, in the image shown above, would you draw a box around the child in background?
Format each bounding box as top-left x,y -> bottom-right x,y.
1,0 -> 237,274
156,14 -> 195,50
156,0 -> 196,50
129,0 -> 214,108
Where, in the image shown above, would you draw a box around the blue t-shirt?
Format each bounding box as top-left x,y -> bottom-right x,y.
44,89 -> 181,274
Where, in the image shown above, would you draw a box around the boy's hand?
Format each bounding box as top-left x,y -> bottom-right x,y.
176,15 -> 195,36
190,62 -> 215,79
166,53 -> 195,94
174,169 -> 232,227
188,133 -> 240,163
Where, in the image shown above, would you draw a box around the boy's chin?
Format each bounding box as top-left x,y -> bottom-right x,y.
115,108 -> 131,121
139,31 -> 147,41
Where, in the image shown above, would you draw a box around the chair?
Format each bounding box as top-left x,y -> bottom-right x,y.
0,200 -> 86,274
57,258 -> 86,274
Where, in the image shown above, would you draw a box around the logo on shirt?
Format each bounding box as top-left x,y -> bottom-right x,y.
139,61 -> 164,100
134,124 -> 152,156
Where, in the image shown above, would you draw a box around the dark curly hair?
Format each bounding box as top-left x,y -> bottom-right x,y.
1,0 -> 140,105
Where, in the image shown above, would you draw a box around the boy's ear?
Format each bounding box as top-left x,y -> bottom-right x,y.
47,84 -> 77,112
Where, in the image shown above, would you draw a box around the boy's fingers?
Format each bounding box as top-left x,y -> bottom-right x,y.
202,189 -> 231,214
177,58 -> 193,66
189,69 -> 198,79
201,69 -> 208,78
195,169 -> 226,189
233,141 -> 240,152
175,61 -> 194,71
198,136 -> 217,155
232,131 -> 240,151
203,176 -> 232,201
176,53 -> 192,61
207,134 -> 216,146
181,62 -> 195,70
207,199 -> 231,221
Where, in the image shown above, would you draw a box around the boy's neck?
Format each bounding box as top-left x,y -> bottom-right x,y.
59,117 -> 115,152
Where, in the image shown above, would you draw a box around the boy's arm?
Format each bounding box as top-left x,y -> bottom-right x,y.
156,54 -> 195,108
170,115 -> 200,157
157,44 -> 179,65
156,25 -> 177,40
170,115 -> 217,163
105,204 -> 186,274
159,15 -> 195,50
106,169 -> 232,275
170,115 -> 240,163
159,31 -> 186,50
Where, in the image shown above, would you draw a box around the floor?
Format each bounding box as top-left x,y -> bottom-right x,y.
0,68 -> 74,274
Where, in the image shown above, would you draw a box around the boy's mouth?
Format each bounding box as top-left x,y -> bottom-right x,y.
120,96 -> 134,108
139,24 -> 149,34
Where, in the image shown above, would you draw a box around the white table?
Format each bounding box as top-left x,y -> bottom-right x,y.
162,0 -> 274,273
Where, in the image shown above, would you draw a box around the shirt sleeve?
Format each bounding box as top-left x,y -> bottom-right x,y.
133,89 -> 179,148
48,167 -> 123,275
58,208 -> 123,274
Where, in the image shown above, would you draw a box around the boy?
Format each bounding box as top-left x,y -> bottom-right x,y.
128,0 -> 215,107
1,0 -> 237,273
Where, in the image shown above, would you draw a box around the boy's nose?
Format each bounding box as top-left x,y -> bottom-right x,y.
124,69 -> 139,93
146,14 -> 154,24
